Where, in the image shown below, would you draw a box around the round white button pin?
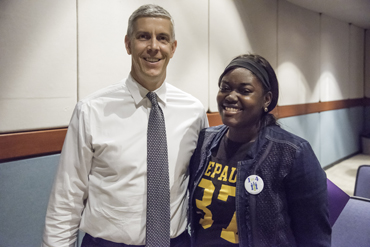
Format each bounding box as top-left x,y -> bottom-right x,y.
245,175 -> 264,195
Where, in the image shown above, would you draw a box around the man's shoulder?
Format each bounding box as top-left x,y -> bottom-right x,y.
73,79 -> 128,115
80,80 -> 126,103
165,83 -> 204,109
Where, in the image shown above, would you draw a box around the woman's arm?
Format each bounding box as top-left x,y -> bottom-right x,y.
285,141 -> 331,247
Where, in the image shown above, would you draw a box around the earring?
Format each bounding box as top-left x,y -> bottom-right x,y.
264,107 -> 268,112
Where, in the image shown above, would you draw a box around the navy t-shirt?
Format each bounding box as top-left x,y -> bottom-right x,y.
193,135 -> 253,246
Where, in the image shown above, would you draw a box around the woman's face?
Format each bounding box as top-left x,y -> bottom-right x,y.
217,68 -> 271,131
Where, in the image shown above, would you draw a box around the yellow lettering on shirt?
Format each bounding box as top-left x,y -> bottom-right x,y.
196,178 -> 215,229
218,185 -> 238,242
204,162 -> 238,183
218,184 -> 236,201
218,166 -> 228,181
205,161 -> 215,176
229,167 -> 237,183
221,211 -> 239,243
196,180 -> 239,243
210,163 -> 222,178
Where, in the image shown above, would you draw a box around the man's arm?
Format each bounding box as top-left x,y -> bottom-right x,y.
42,102 -> 93,247
201,109 -> 209,129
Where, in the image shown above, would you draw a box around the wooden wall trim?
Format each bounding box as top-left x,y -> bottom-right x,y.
272,98 -> 365,118
0,128 -> 67,162
364,97 -> 370,106
206,112 -> 223,127
208,98 -> 368,125
0,98 -> 368,162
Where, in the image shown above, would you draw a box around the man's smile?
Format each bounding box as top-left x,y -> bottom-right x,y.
144,57 -> 161,63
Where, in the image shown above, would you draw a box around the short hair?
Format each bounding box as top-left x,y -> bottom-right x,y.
126,4 -> 175,41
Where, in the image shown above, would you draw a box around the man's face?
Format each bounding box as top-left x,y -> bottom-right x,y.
125,17 -> 177,91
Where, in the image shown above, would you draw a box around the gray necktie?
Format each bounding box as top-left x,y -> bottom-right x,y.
146,92 -> 171,247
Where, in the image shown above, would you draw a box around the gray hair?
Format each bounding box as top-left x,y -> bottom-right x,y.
126,4 -> 175,41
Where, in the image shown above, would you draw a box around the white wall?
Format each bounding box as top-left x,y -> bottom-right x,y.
319,15 -> 350,102
0,0 -> 77,132
277,0 -> 321,106
208,0 -> 277,111
77,0 -> 209,105
366,30 -> 370,98
349,25 -> 365,99
208,0 -> 366,109
0,0 -> 208,133
0,0 -> 367,133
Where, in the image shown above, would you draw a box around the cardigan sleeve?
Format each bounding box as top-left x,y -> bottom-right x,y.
284,141 -> 331,247
189,128 -> 207,191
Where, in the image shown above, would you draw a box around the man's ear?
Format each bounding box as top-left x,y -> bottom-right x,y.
124,35 -> 131,55
170,40 -> 177,58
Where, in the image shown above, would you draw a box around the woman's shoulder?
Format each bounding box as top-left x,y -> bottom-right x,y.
196,125 -> 227,144
203,124 -> 226,132
265,125 -> 310,148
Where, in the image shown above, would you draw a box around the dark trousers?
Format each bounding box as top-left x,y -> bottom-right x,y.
81,230 -> 190,247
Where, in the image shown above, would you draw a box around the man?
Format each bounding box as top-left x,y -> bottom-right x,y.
42,4 -> 208,247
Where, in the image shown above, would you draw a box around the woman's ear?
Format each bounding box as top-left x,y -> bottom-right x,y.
264,91 -> 272,109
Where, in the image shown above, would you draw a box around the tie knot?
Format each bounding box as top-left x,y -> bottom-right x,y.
147,92 -> 158,106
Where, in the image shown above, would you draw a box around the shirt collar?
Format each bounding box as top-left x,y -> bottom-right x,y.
126,74 -> 167,106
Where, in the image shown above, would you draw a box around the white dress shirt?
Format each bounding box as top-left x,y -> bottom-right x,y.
42,75 -> 208,246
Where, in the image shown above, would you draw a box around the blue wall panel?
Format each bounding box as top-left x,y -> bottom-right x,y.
364,106 -> 370,133
0,154 -> 59,247
278,113 -> 321,164
320,107 -> 364,167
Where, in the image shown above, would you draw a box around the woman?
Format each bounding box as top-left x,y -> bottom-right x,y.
188,54 -> 331,246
